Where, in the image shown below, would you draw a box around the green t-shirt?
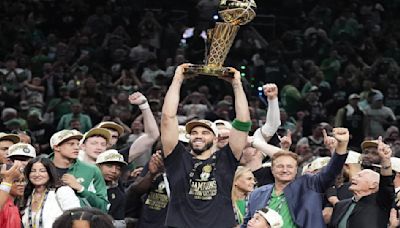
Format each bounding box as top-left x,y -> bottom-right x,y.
235,199 -> 247,224
269,189 -> 297,228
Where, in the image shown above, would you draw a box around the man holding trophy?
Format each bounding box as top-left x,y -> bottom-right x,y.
161,64 -> 250,227
161,1 -> 256,227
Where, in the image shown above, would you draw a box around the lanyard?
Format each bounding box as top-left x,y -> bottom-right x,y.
28,189 -> 49,228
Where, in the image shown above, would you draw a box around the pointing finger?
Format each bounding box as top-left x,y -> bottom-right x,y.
287,129 -> 292,138
322,129 -> 328,140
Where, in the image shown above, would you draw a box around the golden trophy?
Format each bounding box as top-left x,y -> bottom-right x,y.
184,0 -> 257,77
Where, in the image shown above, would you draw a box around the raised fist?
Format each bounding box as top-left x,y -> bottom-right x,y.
129,92 -> 147,105
263,83 -> 278,100
332,128 -> 349,145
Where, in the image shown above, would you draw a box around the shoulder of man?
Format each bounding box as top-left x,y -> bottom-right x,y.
74,159 -> 100,171
249,184 -> 273,200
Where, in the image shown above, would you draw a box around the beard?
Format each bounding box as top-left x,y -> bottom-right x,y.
189,140 -> 214,155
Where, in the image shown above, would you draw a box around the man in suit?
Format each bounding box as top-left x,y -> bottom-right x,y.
329,137 -> 394,228
243,128 -> 350,228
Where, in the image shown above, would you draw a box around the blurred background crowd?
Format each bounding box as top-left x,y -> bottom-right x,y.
1,0 -> 400,156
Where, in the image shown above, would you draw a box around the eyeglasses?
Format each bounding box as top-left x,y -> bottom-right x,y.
13,179 -> 26,185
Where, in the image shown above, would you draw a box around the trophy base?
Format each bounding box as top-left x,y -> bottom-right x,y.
183,65 -> 234,77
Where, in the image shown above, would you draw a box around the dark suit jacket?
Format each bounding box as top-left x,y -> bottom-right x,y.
329,175 -> 394,228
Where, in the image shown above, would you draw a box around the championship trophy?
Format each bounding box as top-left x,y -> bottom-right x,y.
184,0 -> 257,77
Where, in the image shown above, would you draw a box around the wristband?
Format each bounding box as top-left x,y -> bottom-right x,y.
139,102 -> 150,110
232,119 -> 252,132
0,184 -> 11,193
381,164 -> 391,169
1,182 -> 12,187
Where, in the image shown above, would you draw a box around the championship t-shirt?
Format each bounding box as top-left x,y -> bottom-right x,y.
164,142 -> 239,228
138,165 -> 169,228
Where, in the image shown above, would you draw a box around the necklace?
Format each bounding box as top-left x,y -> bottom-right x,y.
28,189 -> 49,228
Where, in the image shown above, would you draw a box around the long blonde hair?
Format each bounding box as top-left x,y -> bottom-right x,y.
232,166 -> 254,202
232,166 -> 254,225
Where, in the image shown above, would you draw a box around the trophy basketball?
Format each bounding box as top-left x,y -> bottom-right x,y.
184,0 -> 257,77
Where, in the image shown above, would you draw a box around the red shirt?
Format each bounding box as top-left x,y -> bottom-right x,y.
0,197 -> 21,228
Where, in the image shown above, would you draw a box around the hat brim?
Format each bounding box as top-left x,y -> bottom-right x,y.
361,141 -> 378,151
0,134 -> 20,144
8,153 -> 35,158
57,135 -> 84,146
185,121 -> 217,136
83,128 -> 111,143
97,122 -> 124,136
96,160 -> 128,166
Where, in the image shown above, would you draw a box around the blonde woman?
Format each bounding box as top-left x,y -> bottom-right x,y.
232,166 -> 256,226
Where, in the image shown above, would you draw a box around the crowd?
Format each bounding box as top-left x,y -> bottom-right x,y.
1,0 -> 400,227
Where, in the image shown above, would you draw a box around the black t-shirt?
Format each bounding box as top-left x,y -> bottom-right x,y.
252,167 -> 274,187
164,142 -> 239,228
118,146 -> 130,163
55,167 -> 69,178
107,182 -> 126,220
138,165 -> 169,228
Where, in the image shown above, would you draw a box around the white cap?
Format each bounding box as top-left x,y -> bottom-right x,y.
178,125 -> 189,143
345,150 -> 361,164
302,157 -> 330,174
257,208 -> 283,228
309,157 -> 330,172
391,157 -> 400,173
214,120 -> 232,130
96,149 -> 127,165
50,130 -> 83,149
7,143 -> 36,158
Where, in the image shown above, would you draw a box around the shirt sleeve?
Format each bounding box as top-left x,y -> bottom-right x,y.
56,186 -> 81,210
77,167 -> 110,212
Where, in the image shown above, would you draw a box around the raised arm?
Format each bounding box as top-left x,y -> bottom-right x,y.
127,92 -> 160,163
309,128 -> 349,192
128,151 -> 164,195
253,83 -> 281,142
250,131 -> 291,158
161,64 -> 189,157
228,68 -> 251,160
376,136 -> 395,210
0,162 -> 22,210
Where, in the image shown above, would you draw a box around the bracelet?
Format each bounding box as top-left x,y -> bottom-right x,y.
232,119 -> 252,132
1,182 -> 12,187
381,164 -> 391,169
0,184 -> 11,193
139,102 -> 150,110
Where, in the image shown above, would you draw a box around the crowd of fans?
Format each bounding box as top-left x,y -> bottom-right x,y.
0,0 -> 400,227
